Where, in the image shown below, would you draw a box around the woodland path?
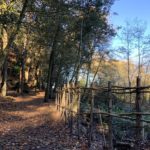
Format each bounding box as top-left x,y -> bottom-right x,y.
0,92 -> 89,150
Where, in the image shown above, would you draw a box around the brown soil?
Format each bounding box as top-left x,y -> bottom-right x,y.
0,92 -> 86,150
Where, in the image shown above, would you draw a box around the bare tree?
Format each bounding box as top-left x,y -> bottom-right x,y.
118,21 -> 134,87
118,19 -> 150,80
132,19 -> 147,77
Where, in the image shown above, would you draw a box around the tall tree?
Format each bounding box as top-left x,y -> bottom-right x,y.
132,19 -> 147,76
0,0 -> 29,96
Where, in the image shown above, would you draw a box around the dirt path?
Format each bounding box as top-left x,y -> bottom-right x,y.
0,92 -> 86,150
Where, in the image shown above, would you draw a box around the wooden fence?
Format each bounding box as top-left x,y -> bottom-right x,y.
55,77 -> 150,150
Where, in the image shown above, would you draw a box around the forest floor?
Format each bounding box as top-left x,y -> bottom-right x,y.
0,92 -> 101,150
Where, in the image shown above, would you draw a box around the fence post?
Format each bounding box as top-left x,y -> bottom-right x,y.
108,81 -> 113,150
55,88 -> 58,110
77,86 -> 81,140
88,87 -> 94,147
69,83 -> 73,135
59,87 -> 62,112
135,76 -> 142,150
70,82 -> 75,135
66,83 -> 70,125
63,84 -> 67,124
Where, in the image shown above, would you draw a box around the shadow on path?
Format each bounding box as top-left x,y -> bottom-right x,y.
0,92 -> 84,150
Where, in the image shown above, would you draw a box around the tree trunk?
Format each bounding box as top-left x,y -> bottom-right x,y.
34,64 -> 40,92
54,60 -> 62,90
21,58 -> 25,94
1,57 -> 8,96
135,76 -> 142,150
0,70 -> 2,87
25,67 -> 29,82
69,63 -> 78,83
91,53 -> 105,84
44,51 -> 54,102
85,49 -> 94,87
44,24 -> 60,102
75,19 -> 83,85
0,0 -> 29,96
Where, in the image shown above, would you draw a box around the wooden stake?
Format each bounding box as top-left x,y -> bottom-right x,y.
59,87 -> 61,112
69,84 -> 73,135
88,88 -> 94,147
63,84 -> 67,124
55,88 -> 58,110
135,76 -> 142,150
77,87 -> 81,140
108,81 -> 113,150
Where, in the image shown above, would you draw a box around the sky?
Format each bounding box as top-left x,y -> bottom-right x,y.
109,0 -> 150,61
110,0 -> 150,29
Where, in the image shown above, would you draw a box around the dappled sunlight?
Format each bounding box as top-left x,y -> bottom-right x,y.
0,93 -> 54,137
0,92 -> 85,149
49,106 -> 61,122
0,0 -> 150,149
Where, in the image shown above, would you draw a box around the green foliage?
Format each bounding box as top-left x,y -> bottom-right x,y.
0,0 -> 116,95
13,65 -> 20,75
79,79 -> 86,87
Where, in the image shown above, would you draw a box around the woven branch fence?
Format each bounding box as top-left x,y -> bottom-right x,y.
55,77 -> 150,150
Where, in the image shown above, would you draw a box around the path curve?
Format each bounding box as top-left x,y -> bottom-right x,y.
0,92 -> 83,150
